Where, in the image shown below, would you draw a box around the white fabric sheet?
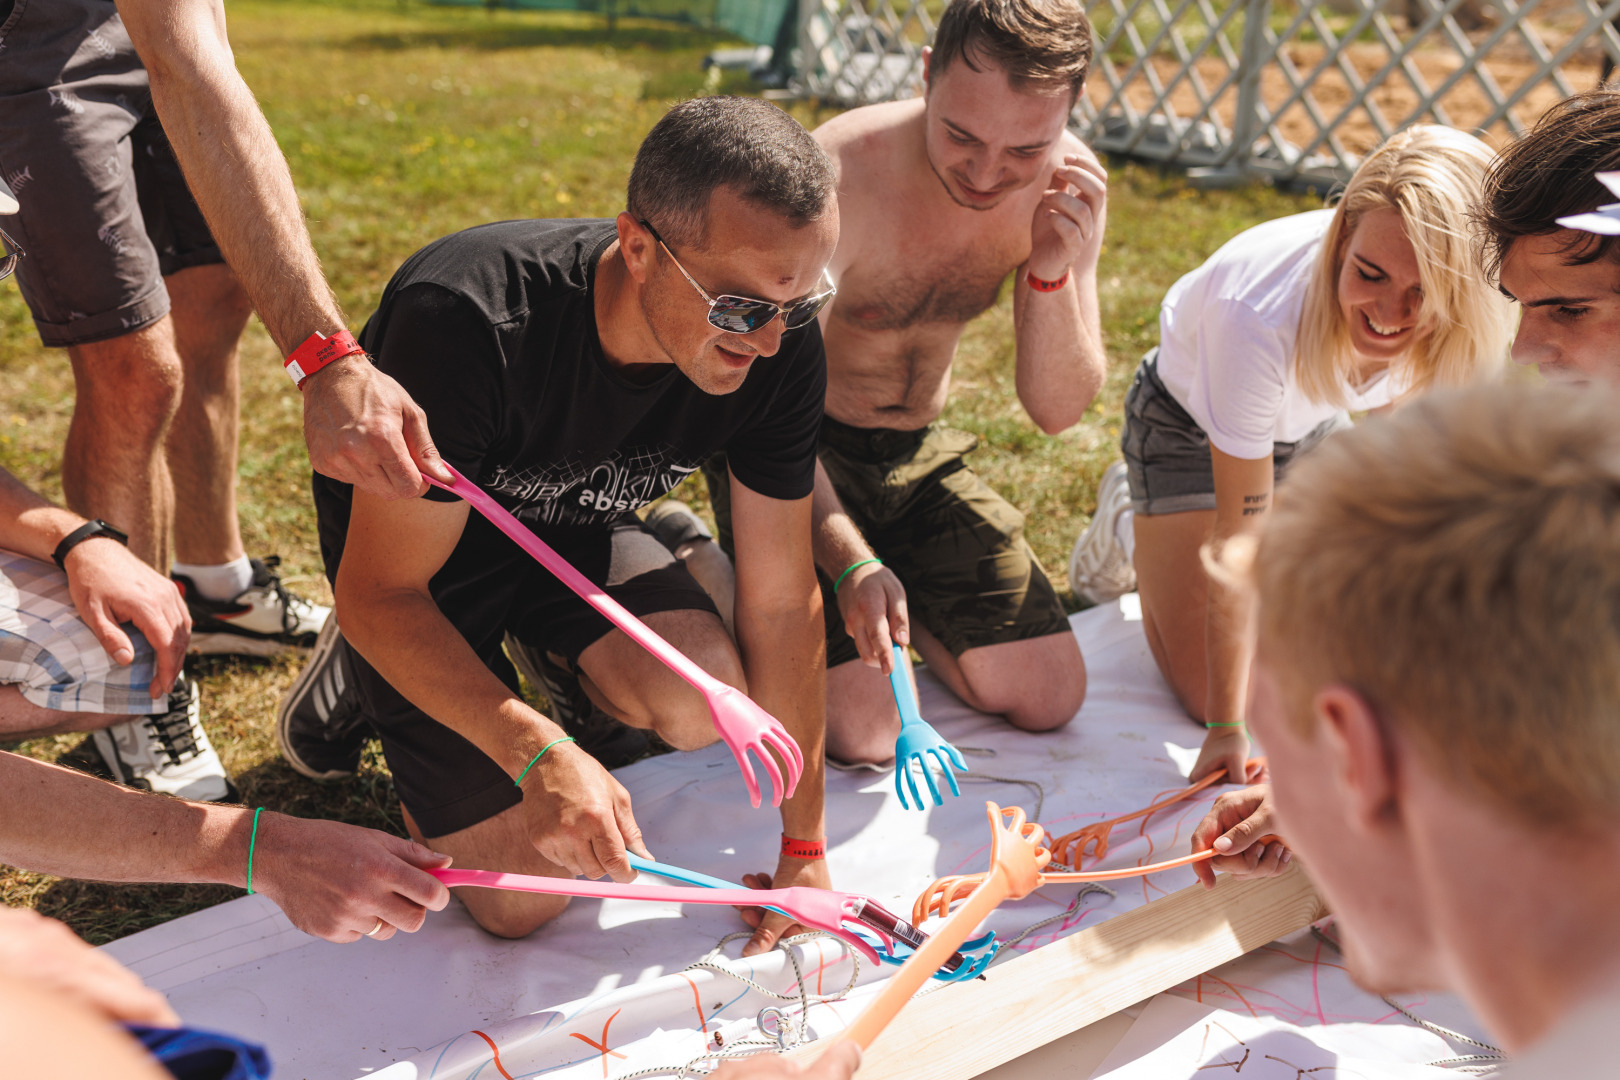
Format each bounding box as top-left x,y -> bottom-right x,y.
103,602 -> 1492,1079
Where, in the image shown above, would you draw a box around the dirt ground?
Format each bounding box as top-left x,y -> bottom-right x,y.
1085,0 -> 1616,166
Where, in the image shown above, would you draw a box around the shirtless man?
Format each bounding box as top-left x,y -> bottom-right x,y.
796,0 -> 1104,759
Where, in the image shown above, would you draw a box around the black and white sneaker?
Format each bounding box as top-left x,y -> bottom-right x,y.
503,633 -> 649,770
276,616 -> 371,781
176,556 -> 330,657
92,675 -> 236,803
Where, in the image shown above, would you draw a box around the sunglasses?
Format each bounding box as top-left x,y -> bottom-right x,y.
639,220 -> 835,335
0,226 -> 21,283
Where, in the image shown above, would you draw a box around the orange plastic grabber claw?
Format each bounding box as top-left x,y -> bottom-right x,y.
1046,757 -> 1266,869
825,803 -> 1049,1057
913,834 -> 1289,921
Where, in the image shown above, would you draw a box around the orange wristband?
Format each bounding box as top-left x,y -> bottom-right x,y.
781,835 -> 826,860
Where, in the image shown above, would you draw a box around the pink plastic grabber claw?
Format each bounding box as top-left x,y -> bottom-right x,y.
431,868 -> 888,965
426,465 -> 803,807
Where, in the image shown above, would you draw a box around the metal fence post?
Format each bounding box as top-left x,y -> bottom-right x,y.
1189,0 -> 1273,186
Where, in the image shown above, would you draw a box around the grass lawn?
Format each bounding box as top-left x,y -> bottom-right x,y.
0,0 -> 1314,942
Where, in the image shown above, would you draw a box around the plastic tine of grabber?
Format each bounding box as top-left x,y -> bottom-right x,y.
424,464 -> 802,808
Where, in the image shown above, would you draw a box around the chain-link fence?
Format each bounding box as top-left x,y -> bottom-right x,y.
793,0 -> 1620,186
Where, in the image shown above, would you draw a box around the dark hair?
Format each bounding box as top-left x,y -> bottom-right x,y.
1479,90 -> 1620,281
626,96 -> 836,250
930,0 -> 1093,99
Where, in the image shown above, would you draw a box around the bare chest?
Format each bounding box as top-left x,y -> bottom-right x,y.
830,212 -> 1028,333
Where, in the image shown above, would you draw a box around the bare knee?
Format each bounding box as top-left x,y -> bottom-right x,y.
960,637 -> 1087,732
71,331 -> 184,437
459,892 -> 568,940
825,661 -> 901,765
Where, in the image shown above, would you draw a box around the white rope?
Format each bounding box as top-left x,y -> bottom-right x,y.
611,930 -> 862,1080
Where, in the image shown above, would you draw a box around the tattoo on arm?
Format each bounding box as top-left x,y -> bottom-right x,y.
1241,493 -> 1270,517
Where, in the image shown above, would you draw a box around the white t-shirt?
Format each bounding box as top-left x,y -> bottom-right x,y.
1154,208 -> 1400,460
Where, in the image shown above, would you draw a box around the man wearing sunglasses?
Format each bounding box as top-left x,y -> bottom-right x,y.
771,0 -> 1105,760
299,97 -> 837,955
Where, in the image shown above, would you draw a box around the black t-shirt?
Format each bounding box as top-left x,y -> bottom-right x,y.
314,218 -> 826,574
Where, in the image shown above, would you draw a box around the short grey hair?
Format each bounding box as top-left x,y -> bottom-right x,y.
627,96 -> 836,249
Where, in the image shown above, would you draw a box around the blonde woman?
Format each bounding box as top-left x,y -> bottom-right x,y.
1069,125 -> 1515,784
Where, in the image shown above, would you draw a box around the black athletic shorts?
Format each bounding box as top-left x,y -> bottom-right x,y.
0,0 -> 224,347
342,514 -> 718,838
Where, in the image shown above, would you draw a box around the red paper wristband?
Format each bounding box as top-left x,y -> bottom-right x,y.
780,835 -> 826,861
1026,268 -> 1070,293
285,329 -> 365,389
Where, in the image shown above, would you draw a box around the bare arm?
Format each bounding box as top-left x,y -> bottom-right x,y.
0,752 -> 451,941
1012,145 -> 1108,435
1189,448 -> 1273,783
810,461 -> 908,673
335,492 -> 646,880
730,474 -> 831,954
114,0 -> 451,499
0,471 -> 188,696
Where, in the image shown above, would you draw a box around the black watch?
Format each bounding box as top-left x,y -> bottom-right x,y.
53,519 -> 129,570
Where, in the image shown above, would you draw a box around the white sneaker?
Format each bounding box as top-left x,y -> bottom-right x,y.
92,675 -> 236,802
177,556 -> 330,657
1069,461 -> 1137,605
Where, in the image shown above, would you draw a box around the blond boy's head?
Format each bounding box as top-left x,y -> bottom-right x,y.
1242,383 -> 1620,1015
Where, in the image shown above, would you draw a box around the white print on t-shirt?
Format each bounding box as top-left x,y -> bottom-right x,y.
485,444 -> 704,527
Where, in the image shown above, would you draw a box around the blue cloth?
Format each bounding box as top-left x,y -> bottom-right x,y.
127,1024 -> 272,1080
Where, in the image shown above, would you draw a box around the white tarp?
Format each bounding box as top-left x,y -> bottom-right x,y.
103,600 -> 1494,1079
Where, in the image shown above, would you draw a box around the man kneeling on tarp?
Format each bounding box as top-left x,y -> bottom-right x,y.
1189,381 -> 1620,1073
293,96 -> 835,951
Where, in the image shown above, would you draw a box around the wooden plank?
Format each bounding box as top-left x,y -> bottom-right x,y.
787,862 -> 1326,1079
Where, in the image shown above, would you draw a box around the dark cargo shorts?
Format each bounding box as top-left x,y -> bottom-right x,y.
1121,349 -> 1349,516
706,417 -> 1071,669
0,0 -> 224,348
322,510 -> 718,839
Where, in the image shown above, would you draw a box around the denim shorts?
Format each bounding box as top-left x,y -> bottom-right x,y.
1121,349 -> 1348,516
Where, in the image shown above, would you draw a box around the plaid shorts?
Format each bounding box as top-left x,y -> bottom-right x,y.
0,551 -> 164,713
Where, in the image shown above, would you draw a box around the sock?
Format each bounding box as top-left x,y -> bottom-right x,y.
173,555 -> 253,601
1114,508 -> 1136,563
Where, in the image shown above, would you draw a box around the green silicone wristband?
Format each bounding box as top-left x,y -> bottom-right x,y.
1205,721 -> 1246,728
833,557 -> 882,595
514,736 -> 576,788
246,806 -> 263,895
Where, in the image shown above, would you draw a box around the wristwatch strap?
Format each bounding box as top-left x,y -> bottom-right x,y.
53,519 -> 129,570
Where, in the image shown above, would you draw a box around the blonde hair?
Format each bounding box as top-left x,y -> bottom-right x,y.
1294,125 -> 1515,407
1249,384 -> 1620,828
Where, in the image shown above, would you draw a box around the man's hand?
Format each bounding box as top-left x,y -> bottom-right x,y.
251,813 -> 454,942
521,742 -> 651,882
0,907 -> 178,1026
302,356 -> 454,499
737,856 -> 834,957
1189,725 -> 1251,788
1190,784 -> 1290,889
63,538 -> 190,699
1027,150 -> 1108,284
709,1042 -> 862,1080
836,562 -> 909,674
